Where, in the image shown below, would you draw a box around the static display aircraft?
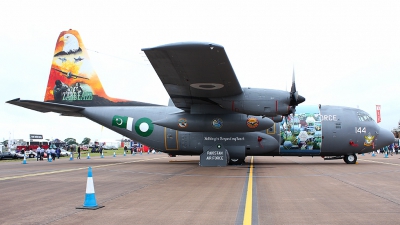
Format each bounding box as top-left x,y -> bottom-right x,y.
7,30 -> 394,165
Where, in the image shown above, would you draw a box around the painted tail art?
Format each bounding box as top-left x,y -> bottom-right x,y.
7,29 -> 158,116
44,29 -> 157,107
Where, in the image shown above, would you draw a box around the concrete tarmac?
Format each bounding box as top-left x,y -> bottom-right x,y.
1,153 -> 400,225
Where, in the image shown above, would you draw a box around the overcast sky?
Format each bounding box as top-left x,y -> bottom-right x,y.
1,0 -> 399,143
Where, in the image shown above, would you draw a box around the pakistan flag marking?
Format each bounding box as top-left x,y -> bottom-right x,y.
135,117 -> 154,137
112,115 -> 134,131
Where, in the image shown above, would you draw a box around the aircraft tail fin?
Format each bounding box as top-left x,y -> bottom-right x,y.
44,29 -> 158,107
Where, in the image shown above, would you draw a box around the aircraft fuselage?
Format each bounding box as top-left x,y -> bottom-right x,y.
81,104 -> 393,162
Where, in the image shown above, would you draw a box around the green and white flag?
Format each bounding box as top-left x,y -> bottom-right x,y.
112,115 -> 134,131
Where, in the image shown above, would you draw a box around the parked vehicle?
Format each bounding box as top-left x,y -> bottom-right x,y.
15,151 -> 26,159
60,149 -> 71,157
19,150 -> 37,158
103,145 -> 118,150
22,140 -> 50,151
0,151 -> 25,160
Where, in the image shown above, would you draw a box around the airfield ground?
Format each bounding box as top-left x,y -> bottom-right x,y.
1,153 -> 400,225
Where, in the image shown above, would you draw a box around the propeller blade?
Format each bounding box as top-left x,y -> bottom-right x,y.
290,68 -> 296,95
289,69 -> 305,106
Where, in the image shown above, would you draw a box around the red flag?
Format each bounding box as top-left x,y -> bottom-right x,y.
376,105 -> 381,123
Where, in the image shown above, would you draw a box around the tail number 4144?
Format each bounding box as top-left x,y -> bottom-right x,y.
355,127 -> 366,133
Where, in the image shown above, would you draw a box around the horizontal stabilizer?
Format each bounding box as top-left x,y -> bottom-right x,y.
6,98 -> 84,117
167,98 -> 175,107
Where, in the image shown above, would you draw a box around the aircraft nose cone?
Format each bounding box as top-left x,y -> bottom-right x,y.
375,128 -> 395,149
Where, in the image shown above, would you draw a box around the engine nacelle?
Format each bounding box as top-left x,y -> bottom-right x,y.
211,88 -> 293,117
270,115 -> 283,123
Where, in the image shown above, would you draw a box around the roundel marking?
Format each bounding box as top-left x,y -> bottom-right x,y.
212,118 -> 223,129
178,118 -> 187,128
135,117 -> 154,137
246,117 -> 259,129
190,83 -> 224,90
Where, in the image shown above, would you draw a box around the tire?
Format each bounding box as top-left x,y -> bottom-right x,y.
229,158 -> 244,165
343,154 -> 357,164
225,149 -> 230,165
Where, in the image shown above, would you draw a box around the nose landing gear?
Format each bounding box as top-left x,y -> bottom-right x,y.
343,154 -> 357,164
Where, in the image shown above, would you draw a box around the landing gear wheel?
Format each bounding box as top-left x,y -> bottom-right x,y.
225,150 -> 230,165
229,158 -> 245,165
343,154 -> 357,164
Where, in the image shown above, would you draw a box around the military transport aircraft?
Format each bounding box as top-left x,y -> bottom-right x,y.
6,29 -> 394,165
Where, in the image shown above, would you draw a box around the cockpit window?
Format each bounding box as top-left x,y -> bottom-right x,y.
357,111 -> 374,122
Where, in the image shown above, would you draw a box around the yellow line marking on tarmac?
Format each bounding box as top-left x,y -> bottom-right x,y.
358,159 -> 400,166
243,156 -> 254,225
0,157 -> 168,181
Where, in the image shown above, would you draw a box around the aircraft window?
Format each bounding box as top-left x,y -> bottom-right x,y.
357,112 -> 374,122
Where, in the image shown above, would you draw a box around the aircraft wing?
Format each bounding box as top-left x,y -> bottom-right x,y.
6,98 -> 84,117
142,42 -> 243,111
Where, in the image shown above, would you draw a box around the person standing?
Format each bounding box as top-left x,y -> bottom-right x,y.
390,143 -> 394,156
56,147 -> 61,159
36,145 -> 41,161
46,148 -> 51,161
77,146 -> 81,159
50,147 -> 56,161
70,145 -> 75,159
40,146 -> 45,161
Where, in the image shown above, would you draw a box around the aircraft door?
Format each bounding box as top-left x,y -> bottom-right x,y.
164,128 -> 178,150
320,106 -> 354,154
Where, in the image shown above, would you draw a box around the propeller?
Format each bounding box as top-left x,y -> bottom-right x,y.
283,69 -> 306,137
288,69 -> 305,116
